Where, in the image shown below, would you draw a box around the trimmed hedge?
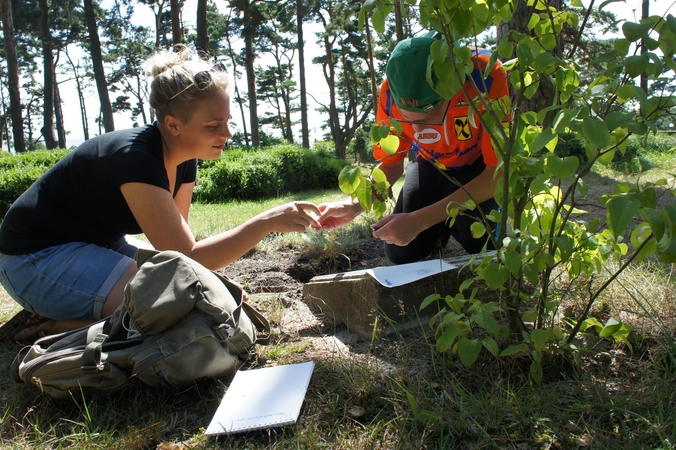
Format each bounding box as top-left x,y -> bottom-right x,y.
0,145 -> 347,216
193,144 -> 349,203
0,149 -> 71,217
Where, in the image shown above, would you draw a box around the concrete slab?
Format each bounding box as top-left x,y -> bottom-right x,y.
303,254 -> 488,338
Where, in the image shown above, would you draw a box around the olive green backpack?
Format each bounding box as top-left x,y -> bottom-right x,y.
11,249 -> 270,399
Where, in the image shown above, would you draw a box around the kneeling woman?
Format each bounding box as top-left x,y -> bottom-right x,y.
0,45 -> 319,341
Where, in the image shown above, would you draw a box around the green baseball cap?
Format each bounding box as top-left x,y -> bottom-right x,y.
385,37 -> 441,113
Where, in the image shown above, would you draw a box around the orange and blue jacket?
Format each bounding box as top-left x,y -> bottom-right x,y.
374,49 -> 509,170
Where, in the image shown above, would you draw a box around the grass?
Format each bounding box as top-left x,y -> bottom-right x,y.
1,157 -> 675,449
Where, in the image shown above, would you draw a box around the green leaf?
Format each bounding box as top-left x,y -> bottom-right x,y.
657,204 -> 676,262
599,318 -> 622,337
606,197 -> 641,238
614,38 -> 631,56
523,263 -> 540,285
554,235 -> 575,262
482,337 -> 500,357
436,322 -> 462,353
373,200 -> 387,216
522,310 -> 538,322
552,108 -> 580,133
622,22 -> 652,42
545,153 -> 579,178
484,263 -> 508,289
406,391 -> 419,416
530,329 -> 549,351
377,135 -> 400,155
357,7 -> 366,29
371,167 -> 387,184
580,317 -> 603,332
499,343 -> 529,357
371,9 -> 386,33
390,119 -> 403,136
604,111 -> 634,130
531,128 -> 557,153
338,166 -> 362,195
377,125 -> 391,139
591,49 -> 618,65
471,310 -> 500,335
420,293 -> 441,311
355,178 -> 372,212
470,221 -> 486,238
581,117 -> 610,149
457,337 -> 482,368
370,126 -> 382,144
500,250 -> 521,276
625,54 -> 650,78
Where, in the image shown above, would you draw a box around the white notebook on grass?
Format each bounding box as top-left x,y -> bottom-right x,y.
205,361 -> 315,435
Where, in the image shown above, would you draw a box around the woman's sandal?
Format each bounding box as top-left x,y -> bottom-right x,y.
0,309 -> 52,343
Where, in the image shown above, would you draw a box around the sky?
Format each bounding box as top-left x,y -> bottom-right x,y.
7,0 -> 676,150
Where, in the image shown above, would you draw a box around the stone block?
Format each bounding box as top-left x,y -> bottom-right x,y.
303,254 -> 484,338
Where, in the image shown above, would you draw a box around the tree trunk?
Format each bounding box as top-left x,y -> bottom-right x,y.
364,11 -> 378,116
243,4 -> 260,147
196,0 -> 208,53
65,50 -> 90,141
39,0 -> 58,149
321,34 -> 342,158
54,69 -> 66,148
170,0 -> 182,44
0,0 -> 26,152
393,0 -> 404,42
84,0 -> 114,132
296,0 -> 310,148
223,27 -> 250,147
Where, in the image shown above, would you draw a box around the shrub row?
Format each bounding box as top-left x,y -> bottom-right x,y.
194,144 -> 349,203
0,145 -> 348,216
0,149 -> 71,217
555,131 -> 676,173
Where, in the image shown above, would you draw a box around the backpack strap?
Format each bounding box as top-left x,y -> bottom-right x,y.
243,302 -> 271,345
82,321 -> 108,372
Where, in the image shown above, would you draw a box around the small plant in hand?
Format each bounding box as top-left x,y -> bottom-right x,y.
352,0 -> 676,381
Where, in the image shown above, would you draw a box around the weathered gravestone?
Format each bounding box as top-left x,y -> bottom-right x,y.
303,254 -> 490,339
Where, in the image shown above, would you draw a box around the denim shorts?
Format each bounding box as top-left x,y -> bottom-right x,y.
0,238 -> 139,321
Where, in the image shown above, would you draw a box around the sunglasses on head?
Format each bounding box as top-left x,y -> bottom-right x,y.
168,62 -> 228,103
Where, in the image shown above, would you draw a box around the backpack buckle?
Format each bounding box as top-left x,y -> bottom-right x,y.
81,333 -> 107,372
217,323 -> 235,339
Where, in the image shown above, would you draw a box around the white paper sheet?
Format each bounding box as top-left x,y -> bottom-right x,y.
205,361 -> 315,435
365,259 -> 459,287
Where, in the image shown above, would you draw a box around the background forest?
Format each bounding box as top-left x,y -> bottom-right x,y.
0,0 -> 673,159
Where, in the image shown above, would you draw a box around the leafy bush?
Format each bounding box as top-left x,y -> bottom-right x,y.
0,149 -> 71,217
612,132 -> 676,173
0,145 -> 347,215
555,132 -> 676,174
194,144 -> 348,203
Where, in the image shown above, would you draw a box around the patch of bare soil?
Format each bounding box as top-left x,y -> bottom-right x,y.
219,232 -> 470,369
220,236 -> 391,361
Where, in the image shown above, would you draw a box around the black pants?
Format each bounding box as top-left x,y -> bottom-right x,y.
384,156 -> 499,265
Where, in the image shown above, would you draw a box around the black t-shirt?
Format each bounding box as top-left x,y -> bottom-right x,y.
0,124 -> 197,255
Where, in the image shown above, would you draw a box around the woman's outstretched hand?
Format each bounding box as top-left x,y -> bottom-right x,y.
262,201 -> 322,233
